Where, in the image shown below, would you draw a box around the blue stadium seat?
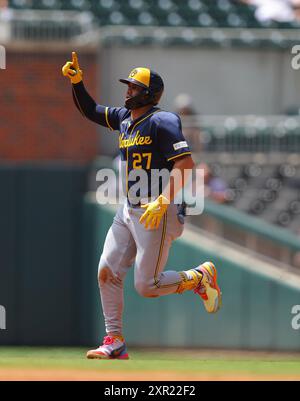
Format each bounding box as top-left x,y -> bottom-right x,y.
8,0 -> 300,32
198,12 -> 216,27
10,0 -> 32,9
186,0 -> 206,12
226,12 -> 246,28
108,10 -> 128,25
36,0 -> 52,10
128,0 -> 146,10
68,0 -> 92,11
157,0 -> 177,12
137,11 -> 158,26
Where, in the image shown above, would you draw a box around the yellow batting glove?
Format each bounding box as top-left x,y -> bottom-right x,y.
139,195 -> 169,230
62,51 -> 83,84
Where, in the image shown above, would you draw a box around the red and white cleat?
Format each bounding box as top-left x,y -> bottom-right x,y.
194,261 -> 222,314
86,336 -> 129,360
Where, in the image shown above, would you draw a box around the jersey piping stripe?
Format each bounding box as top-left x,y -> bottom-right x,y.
158,281 -> 182,289
152,212 -> 182,290
167,151 -> 192,162
126,110 -> 160,196
126,145 -> 130,195
153,212 -> 167,288
129,110 -> 160,136
105,107 -> 114,131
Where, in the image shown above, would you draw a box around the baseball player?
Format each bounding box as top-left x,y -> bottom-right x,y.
62,53 -> 222,360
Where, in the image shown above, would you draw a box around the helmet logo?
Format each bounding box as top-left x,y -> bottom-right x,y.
129,69 -> 138,78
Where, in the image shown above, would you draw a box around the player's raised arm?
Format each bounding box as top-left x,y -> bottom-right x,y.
62,52 -> 116,127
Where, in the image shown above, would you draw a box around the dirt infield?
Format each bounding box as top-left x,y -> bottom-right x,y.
1,368 -> 300,381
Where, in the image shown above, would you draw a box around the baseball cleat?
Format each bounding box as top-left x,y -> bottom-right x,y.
86,335 -> 129,360
194,261 -> 222,313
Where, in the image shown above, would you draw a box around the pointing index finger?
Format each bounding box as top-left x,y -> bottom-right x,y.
72,52 -> 79,69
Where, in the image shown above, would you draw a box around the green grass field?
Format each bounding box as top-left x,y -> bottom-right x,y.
1,347 -> 300,380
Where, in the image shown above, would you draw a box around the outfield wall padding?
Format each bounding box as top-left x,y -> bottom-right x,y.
0,163 -> 87,345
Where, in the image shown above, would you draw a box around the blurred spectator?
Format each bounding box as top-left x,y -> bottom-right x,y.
0,1 -> 12,21
292,0 -> 300,19
174,93 -> 195,116
293,252 -> 300,268
173,93 -> 203,152
196,163 -> 229,204
241,0 -> 295,22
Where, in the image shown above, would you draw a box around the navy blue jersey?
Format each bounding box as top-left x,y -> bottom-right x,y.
72,82 -> 191,200
106,106 -> 191,168
106,106 -> 192,201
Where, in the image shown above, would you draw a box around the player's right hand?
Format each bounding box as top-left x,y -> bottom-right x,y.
62,52 -> 83,84
139,195 -> 169,230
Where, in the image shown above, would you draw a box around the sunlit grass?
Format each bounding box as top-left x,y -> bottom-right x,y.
0,347 -> 300,376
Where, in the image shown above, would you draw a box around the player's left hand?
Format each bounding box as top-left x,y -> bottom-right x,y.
139,195 -> 169,230
62,51 -> 83,84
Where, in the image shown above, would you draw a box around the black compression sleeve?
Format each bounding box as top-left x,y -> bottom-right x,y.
72,81 -> 107,126
72,86 -> 83,115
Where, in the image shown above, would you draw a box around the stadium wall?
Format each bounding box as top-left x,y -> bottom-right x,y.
0,163 -> 88,345
0,47 -> 99,162
101,46 -> 300,116
100,45 -> 300,154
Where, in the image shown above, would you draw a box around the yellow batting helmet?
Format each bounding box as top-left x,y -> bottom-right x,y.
119,67 -> 164,109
